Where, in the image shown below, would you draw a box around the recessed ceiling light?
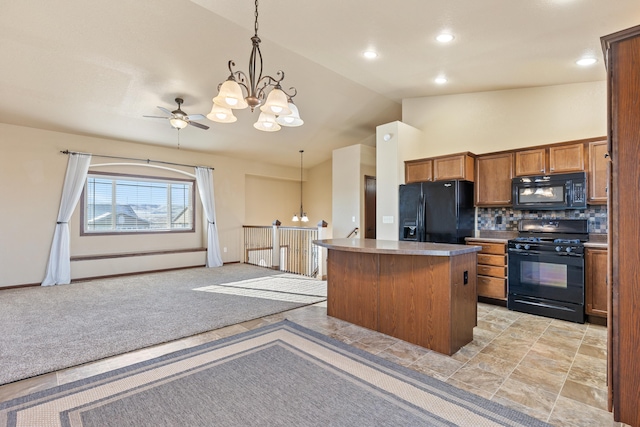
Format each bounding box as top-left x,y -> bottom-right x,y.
363,50 -> 378,59
576,57 -> 597,66
436,33 -> 455,43
435,76 -> 448,84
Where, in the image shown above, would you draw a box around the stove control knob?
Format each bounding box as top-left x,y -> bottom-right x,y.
566,247 -> 573,253
524,244 -> 531,250
555,246 -> 562,252
515,244 -> 522,250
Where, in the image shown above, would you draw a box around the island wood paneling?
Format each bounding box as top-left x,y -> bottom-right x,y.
378,254 -> 452,353
450,253 -> 477,352
326,250 -> 378,330
326,248 -> 477,356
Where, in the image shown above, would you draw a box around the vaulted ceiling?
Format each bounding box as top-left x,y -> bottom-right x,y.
0,0 -> 638,168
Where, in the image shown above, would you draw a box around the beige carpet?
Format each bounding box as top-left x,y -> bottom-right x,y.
0,264 -> 326,385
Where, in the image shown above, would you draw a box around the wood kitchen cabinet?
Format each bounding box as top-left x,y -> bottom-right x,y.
405,152 -> 474,183
602,24 -> 640,425
548,143 -> 585,173
467,239 -> 507,300
514,148 -> 546,176
475,152 -> 514,206
514,143 -> 585,176
585,247 -> 608,318
588,140 -> 609,204
433,152 -> 475,182
405,158 -> 433,183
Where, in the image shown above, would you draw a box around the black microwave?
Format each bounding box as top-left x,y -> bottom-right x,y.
512,172 -> 587,210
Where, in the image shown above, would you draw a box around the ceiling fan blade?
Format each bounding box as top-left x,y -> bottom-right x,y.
157,106 -> 172,115
188,121 -> 210,130
143,115 -> 170,119
185,114 -> 206,121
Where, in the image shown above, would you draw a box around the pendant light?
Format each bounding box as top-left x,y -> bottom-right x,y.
292,150 -> 308,222
209,0 -> 302,132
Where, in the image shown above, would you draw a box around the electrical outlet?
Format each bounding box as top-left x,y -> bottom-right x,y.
352,216 -> 356,223
223,247 -> 227,253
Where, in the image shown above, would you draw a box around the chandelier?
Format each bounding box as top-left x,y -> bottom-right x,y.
292,150 -> 309,222
207,0 -> 303,132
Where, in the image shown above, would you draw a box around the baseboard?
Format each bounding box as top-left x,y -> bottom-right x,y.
0,261 -> 242,290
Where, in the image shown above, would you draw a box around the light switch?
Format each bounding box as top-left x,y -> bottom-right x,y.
382,216 -> 394,224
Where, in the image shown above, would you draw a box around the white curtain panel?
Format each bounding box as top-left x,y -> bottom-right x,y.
42,153 -> 92,286
195,167 -> 223,268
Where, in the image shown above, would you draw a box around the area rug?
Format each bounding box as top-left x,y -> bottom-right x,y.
0,321 -> 551,427
0,264 -> 326,385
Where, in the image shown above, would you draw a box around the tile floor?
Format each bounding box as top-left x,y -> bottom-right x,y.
0,302 -> 628,427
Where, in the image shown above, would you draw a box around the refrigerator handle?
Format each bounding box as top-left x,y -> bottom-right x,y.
419,191 -> 426,242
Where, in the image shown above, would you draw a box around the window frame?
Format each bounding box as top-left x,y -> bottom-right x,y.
80,171 -> 196,236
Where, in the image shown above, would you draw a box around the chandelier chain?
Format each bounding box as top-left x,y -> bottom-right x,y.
300,149 -> 304,214
254,0 -> 259,36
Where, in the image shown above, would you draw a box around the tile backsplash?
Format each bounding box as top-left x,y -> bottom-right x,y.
477,205 -> 608,234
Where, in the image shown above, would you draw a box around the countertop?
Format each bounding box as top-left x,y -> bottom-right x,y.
584,242 -> 608,249
313,238 -> 481,256
466,237 -> 510,244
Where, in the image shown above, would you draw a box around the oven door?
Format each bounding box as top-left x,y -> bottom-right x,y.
508,249 -> 585,322
508,250 -> 584,304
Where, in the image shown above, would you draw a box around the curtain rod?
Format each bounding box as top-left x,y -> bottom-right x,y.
60,150 -> 214,170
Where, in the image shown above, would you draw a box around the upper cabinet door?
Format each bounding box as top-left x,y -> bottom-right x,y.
433,153 -> 475,182
588,140 -> 609,204
514,148 -> 546,176
549,143 -> 585,173
475,153 -> 514,206
405,159 -> 433,183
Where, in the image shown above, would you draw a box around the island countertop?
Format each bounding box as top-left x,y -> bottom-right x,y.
313,238 -> 481,256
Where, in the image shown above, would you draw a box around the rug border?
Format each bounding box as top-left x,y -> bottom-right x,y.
0,320 -> 552,427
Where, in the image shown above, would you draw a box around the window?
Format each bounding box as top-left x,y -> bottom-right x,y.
81,172 -> 195,235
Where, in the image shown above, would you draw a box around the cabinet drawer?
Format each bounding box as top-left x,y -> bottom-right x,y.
478,265 -> 506,278
477,276 -> 507,299
477,242 -> 506,255
477,253 -> 506,266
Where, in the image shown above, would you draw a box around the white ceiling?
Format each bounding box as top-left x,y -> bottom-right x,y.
0,0 -> 638,168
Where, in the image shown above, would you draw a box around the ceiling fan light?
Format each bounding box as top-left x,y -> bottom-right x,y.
213,80 -> 248,110
292,214 -> 299,222
253,112 -> 281,132
301,213 -> 309,222
206,104 -> 237,123
276,102 -> 304,127
260,88 -> 291,116
169,117 -> 188,129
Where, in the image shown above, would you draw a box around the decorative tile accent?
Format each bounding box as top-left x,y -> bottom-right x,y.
478,206 -> 608,233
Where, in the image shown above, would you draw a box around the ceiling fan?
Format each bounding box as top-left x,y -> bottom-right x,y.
144,97 -> 209,130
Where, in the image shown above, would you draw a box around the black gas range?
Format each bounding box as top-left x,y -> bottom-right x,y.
507,219 -> 588,323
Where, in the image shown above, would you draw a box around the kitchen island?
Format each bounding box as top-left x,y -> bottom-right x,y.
313,238 -> 481,355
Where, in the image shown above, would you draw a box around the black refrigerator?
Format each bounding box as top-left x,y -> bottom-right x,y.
399,180 -> 474,244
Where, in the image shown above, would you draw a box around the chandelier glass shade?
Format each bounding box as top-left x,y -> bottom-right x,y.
209,0 -> 302,131
277,101 -> 303,127
206,103 -> 237,123
253,112 -> 281,132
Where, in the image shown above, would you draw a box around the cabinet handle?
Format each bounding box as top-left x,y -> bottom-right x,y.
604,153 -> 610,158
